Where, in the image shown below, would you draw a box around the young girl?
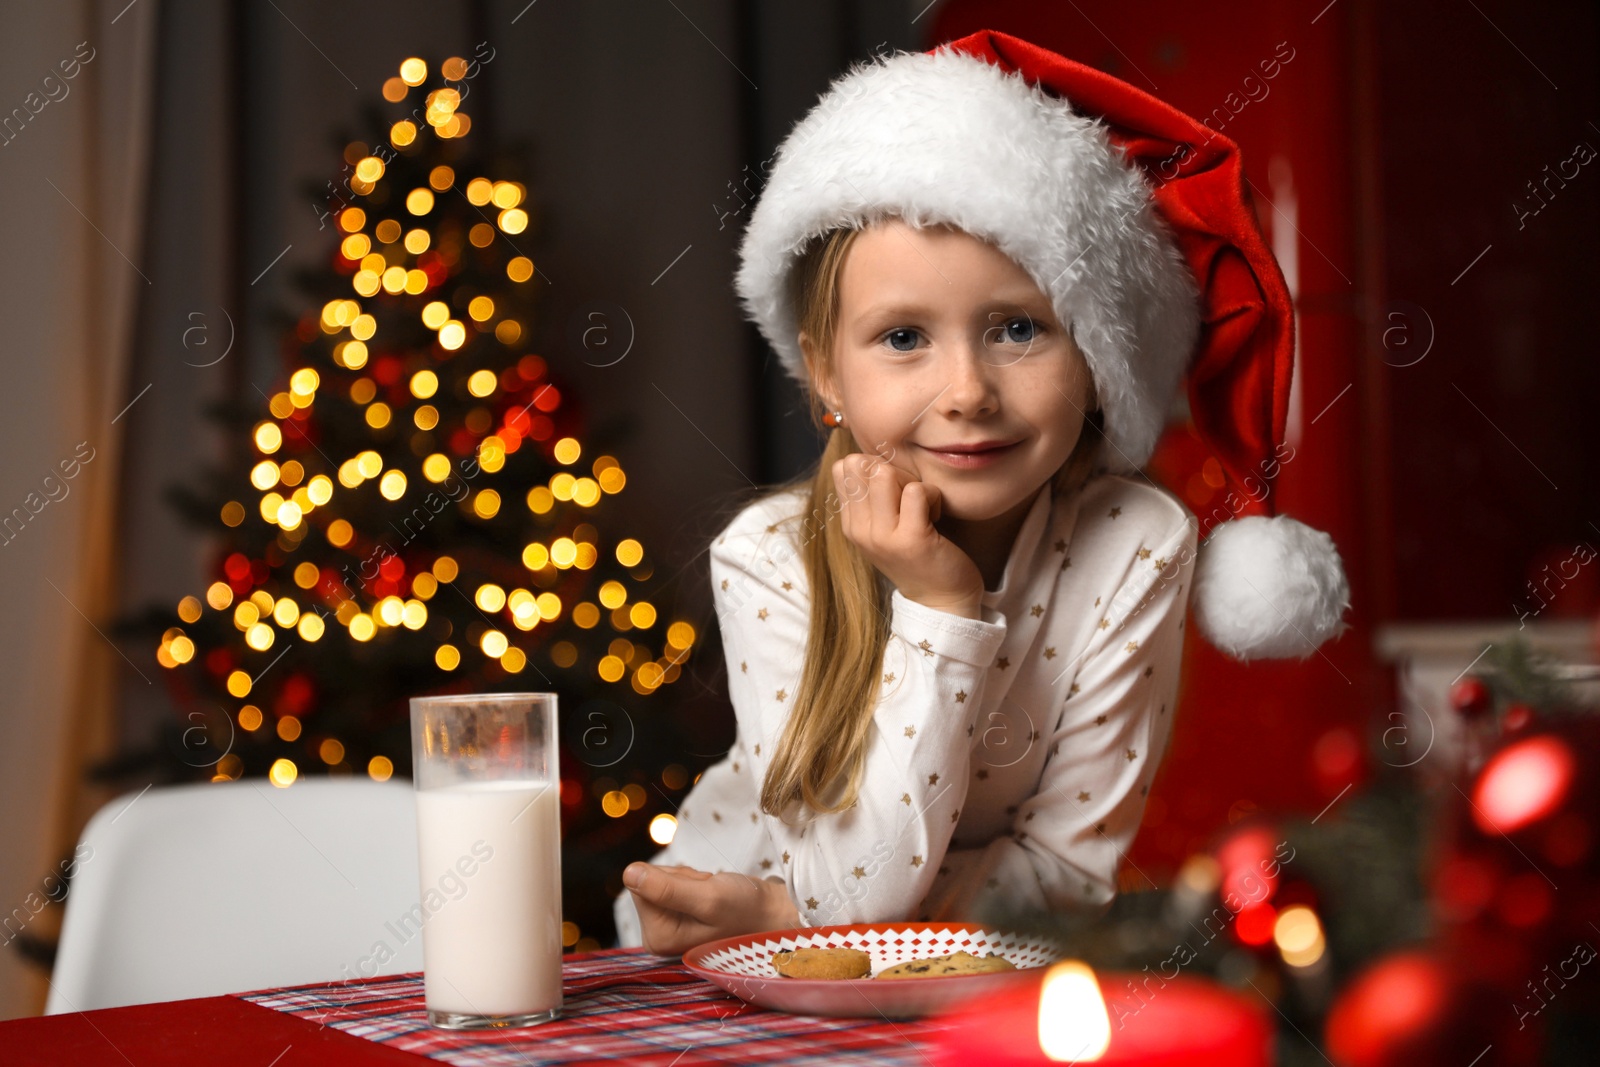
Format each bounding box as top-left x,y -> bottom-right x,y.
614,30 -> 1347,955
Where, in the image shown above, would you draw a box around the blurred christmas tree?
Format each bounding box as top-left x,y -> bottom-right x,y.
111,55 -> 701,952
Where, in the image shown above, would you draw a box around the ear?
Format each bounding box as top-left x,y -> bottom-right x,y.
798,330 -> 841,410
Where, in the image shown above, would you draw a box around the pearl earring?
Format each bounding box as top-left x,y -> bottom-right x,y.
823,409 -> 846,428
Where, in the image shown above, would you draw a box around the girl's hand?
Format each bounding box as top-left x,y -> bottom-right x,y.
624,862 -> 802,957
832,453 -> 985,618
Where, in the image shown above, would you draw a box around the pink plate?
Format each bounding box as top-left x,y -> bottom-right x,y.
681,921 -> 1069,1019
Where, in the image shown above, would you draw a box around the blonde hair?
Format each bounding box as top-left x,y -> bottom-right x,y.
753,221 -> 1103,822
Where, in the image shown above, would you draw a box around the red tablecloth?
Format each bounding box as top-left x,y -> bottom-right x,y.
6,947 -> 952,1066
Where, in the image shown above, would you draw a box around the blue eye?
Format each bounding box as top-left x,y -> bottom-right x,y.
882,328 -> 920,353
1000,317 -> 1039,343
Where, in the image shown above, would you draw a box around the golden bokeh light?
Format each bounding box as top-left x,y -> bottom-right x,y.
269,758 -> 298,787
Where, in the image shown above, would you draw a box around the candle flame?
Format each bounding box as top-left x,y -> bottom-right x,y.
1038,960 -> 1111,1062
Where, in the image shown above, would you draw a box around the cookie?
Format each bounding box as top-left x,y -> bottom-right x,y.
874,950 -> 1016,980
770,946 -> 873,980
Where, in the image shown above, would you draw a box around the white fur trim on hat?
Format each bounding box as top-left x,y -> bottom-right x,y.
1191,516 -> 1350,661
735,45 -> 1202,471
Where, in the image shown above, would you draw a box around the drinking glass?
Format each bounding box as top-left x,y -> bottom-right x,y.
410,692 -> 563,1029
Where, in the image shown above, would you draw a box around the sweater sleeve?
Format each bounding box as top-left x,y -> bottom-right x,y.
915,513 -> 1196,921
710,519 -> 1008,927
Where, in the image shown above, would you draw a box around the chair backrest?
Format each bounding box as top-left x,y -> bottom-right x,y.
47,778 -> 424,1013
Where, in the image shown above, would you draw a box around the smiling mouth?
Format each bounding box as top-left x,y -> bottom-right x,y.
918,440 -> 1021,455
914,440 -> 1024,468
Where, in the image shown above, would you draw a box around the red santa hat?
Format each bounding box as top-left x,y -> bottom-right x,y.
734,29 -> 1349,661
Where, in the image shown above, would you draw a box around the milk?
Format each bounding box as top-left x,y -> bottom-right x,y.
414,780 -> 563,1018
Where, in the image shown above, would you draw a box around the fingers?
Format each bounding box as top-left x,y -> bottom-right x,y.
629,889 -> 711,957
866,454 -> 903,536
899,479 -> 933,534
626,864 -> 718,921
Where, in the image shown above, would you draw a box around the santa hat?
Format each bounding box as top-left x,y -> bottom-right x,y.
734,29 -> 1349,661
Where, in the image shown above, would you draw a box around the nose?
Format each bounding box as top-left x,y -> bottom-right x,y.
938,339 -> 999,419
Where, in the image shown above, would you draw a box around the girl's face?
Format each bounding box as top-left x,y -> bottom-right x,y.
802,218 -> 1095,523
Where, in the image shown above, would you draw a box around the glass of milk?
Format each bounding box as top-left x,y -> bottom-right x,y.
409,692 -> 563,1029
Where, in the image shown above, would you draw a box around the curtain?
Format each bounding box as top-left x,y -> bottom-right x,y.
0,0 -> 159,1020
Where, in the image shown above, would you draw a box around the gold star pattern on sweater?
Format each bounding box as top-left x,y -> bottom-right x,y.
1098,618 -> 1110,630
1030,603 -> 1044,617
753,743 -> 760,756
775,688 -> 787,702
951,809 -> 961,822
1094,714 -> 1107,726
1024,810 -> 1035,821
901,793 -> 912,805
1069,683 -> 1081,696
1061,555 -> 1072,570
928,772 -> 940,786
1144,666 -> 1154,678
740,661 -> 748,672
1054,538 -> 1067,552
1077,790 -> 1091,802
731,762 -> 740,773
1094,596 -> 1102,607
966,723 -> 975,737
955,689 -> 967,703
1125,640 -> 1140,653
995,656 -> 1010,670
1153,557 -> 1168,571
782,851 -> 790,863
883,672 -> 896,684
750,813 -> 758,823
721,578 -> 729,591
1125,748 -> 1138,761
975,768 -> 989,780
917,638 -> 934,657
1137,547 -> 1152,560
911,855 -> 924,867
1043,647 -> 1056,659
904,725 -> 916,738
781,580 -> 793,591
712,811 -> 722,822
1109,506 -> 1122,519
760,858 -> 773,869
1094,822 -> 1108,835
765,524 -> 777,533
757,607 -> 769,621
852,866 -> 866,879
805,897 -> 818,911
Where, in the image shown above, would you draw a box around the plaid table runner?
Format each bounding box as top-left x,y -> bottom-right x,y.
238,947 -> 954,1066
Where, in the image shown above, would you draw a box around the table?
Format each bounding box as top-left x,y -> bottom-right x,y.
3,947 -> 953,1065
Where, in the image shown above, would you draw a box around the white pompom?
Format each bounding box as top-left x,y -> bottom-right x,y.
1191,515 -> 1350,661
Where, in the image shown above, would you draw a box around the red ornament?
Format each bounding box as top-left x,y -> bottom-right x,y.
1448,676 -> 1493,719
1324,948 -> 1542,1066
1501,702 -> 1536,735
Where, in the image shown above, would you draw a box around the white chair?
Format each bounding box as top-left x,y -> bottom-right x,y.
47,777 -> 425,1013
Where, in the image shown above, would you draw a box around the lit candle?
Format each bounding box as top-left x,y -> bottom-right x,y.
933,960 -> 1274,1066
